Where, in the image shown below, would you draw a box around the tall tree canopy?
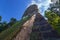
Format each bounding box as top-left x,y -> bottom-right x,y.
45,10 -> 60,34
0,16 -> 2,22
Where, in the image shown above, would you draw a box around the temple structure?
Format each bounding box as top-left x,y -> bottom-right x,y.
13,4 -> 60,40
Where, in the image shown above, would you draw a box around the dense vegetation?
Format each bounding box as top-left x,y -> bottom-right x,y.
0,16 -> 31,40
45,0 -> 60,35
0,16 -> 17,32
45,10 -> 60,34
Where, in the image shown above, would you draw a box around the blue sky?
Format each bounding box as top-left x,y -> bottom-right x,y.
0,0 -> 51,22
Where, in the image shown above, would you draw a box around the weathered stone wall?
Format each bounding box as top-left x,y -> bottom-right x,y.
30,13 -> 60,40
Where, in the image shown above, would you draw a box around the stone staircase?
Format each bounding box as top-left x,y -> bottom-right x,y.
13,14 -> 36,40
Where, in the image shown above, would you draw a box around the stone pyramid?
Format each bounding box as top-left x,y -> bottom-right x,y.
13,4 -> 60,40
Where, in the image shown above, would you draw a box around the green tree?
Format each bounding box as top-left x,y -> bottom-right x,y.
8,18 -> 17,27
0,16 -> 2,32
0,21 -> 8,32
0,16 -> 2,22
2,21 -> 8,29
45,10 -> 60,34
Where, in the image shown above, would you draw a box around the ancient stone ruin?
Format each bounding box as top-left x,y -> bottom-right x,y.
13,4 -> 60,40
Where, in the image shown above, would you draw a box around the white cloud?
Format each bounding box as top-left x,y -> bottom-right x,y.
28,0 -> 52,16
